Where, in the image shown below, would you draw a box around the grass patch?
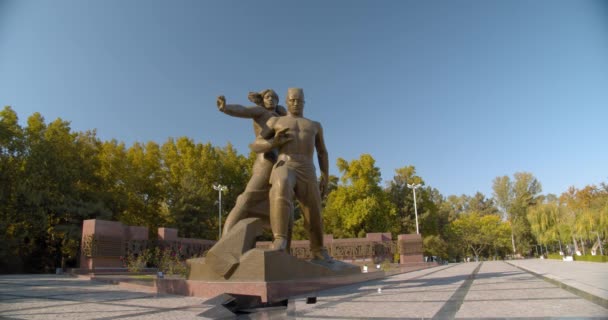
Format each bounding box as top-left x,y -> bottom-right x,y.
573,255 -> 607,263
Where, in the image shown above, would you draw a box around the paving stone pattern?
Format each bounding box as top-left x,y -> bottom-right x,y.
1,261 -> 607,319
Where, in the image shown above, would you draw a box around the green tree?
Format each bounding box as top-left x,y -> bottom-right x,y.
0,106 -> 26,272
493,172 -> 542,255
159,138 -> 252,240
559,184 -> 608,254
323,154 -> 397,238
9,113 -> 110,271
449,213 -> 511,260
386,165 -> 426,235
423,235 -> 448,260
467,192 -> 500,216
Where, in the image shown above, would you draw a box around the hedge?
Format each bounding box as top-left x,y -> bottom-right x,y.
573,255 -> 608,263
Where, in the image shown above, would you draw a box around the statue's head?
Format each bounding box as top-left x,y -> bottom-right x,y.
286,88 -> 304,116
260,89 -> 279,111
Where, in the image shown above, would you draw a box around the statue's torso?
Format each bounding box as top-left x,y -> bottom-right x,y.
273,116 -> 318,159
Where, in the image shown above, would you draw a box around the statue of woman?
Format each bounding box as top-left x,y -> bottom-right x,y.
216,89 -> 291,237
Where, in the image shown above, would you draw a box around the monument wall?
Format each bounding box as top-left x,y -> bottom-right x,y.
79,219 -> 424,270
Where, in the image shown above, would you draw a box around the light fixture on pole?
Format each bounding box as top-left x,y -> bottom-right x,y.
407,183 -> 421,234
213,184 -> 228,239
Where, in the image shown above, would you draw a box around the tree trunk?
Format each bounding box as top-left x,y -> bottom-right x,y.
511,232 -> 516,254
572,235 -> 579,254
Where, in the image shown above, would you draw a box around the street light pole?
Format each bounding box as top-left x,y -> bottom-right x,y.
407,183 -> 421,234
213,184 -> 228,239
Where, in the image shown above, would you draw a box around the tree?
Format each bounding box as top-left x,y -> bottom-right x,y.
5,112 -> 111,271
386,165 -> 427,235
0,108 -> 261,272
423,235 -> 448,260
492,172 -> 542,255
559,184 -> 608,254
0,106 -> 26,272
448,213 -> 511,260
467,192 -> 500,216
323,154 -> 397,238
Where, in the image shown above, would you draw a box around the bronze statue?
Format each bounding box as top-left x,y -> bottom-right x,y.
251,88 -> 332,261
187,88 -> 353,282
216,90 -> 290,236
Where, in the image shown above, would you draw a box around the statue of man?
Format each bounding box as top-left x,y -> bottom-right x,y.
252,88 -> 332,261
216,89 -> 290,236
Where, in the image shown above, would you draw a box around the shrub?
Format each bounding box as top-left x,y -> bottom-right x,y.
156,247 -> 188,277
122,243 -> 207,277
380,259 -> 392,271
120,249 -> 153,273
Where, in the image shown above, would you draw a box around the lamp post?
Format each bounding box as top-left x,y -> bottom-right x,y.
213,184 -> 228,239
407,183 -> 421,234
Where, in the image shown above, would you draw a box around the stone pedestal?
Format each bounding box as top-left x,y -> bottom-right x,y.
188,218 -> 359,282
186,218 -> 360,302
398,234 -> 423,264
190,248 -> 359,282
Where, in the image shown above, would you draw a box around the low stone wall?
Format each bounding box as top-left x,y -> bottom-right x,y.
80,219 -> 148,269
80,220 -> 216,270
257,233 -> 397,263
79,219 -> 423,269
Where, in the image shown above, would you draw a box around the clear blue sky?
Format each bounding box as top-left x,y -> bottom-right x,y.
1,0 -> 607,198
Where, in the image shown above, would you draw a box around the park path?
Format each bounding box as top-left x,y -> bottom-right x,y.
1,260 -> 607,319
292,261 -> 608,319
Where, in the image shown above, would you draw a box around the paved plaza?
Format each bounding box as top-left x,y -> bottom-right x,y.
1,260 -> 606,319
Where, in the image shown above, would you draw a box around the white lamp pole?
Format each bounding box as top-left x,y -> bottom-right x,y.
407,183 -> 421,234
213,184 -> 228,239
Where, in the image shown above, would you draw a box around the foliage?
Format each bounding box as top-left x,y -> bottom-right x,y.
386,165 -> 425,235
121,246 -> 192,277
323,154 -> 397,238
448,213 -> 511,260
423,235 -> 448,260
120,250 -> 152,273
0,107 -> 250,273
527,200 -> 572,245
527,183 -> 607,256
492,172 -> 542,255
2,107 -> 605,271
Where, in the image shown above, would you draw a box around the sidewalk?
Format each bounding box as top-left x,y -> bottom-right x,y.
289,261 -> 608,319
1,260 -> 606,319
507,258 -> 608,306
